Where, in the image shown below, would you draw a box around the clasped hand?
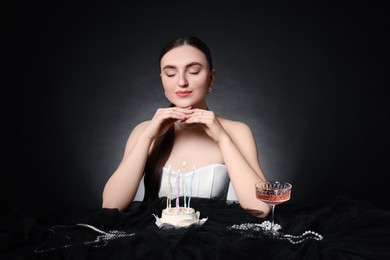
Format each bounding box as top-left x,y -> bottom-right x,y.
145,106 -> 228,143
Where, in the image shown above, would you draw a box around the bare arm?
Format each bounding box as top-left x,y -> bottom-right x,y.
102,107 -> 193,210
102,122 -> 153,210
220,122 -> 270,217
185,110 -> 270,217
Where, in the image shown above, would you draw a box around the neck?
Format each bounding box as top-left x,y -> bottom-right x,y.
175,121 -> 201,130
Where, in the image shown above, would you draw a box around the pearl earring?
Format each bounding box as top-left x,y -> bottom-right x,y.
208,87 -> 213,93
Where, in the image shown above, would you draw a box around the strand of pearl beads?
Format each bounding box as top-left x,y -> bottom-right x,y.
280,230 -> 323,244
228,222 -> 323,244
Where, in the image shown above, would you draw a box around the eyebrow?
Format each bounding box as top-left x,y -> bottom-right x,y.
162,62 -> 204,70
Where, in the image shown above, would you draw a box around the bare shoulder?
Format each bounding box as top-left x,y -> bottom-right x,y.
133,120 -> 151,132
218,117 -> 253,136
217,116 -> 259,164
126,120 -> 151,141
122,120 -> 152,156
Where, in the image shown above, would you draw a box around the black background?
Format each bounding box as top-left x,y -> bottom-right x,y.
5,2 -> 388,213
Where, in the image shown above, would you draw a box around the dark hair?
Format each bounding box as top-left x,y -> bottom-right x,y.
159,36 -> 213,72
143,36 -> 213,203
143,123 -> 174,203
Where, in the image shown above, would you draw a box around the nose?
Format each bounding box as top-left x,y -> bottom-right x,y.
178,72 -> 188,87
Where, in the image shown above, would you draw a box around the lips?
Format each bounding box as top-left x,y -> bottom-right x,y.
175,91 -> 192,97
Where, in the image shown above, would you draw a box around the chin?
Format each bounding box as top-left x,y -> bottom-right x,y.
173,101 -> 193,108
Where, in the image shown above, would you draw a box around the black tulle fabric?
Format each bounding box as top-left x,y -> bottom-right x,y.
1,196 -> 390,260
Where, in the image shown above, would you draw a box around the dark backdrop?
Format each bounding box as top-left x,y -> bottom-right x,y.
5,2 -> 388,213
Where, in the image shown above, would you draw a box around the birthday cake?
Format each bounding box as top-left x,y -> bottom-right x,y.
160,207 -> 198,226
153,162 -> 207,228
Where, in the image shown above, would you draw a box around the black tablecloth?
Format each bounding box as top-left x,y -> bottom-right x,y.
1,196 -> 390,260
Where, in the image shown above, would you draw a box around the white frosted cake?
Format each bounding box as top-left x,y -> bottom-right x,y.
153,162 -> 209,228
160,207 -> 198,226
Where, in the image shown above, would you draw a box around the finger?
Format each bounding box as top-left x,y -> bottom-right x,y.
190,108 -> 208,117
157,107 -> 193,120
184,114 -> 212,125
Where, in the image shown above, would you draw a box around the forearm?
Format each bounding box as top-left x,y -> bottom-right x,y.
218,136 -> 269,217
102,133 -> 153,210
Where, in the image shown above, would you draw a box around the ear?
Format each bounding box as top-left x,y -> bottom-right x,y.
209,69 -> 216,86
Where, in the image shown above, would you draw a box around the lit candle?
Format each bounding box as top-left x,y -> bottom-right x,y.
183,161 -> 187,208
188,166 -> 195,208
176,169 -> 180,213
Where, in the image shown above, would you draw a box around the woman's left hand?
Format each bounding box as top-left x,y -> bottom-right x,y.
183,109 -> 229,143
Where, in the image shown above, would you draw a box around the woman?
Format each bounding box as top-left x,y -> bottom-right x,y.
102,36 -> 270,217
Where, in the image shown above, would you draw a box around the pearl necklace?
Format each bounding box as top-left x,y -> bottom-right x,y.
228,221 -> 324,244
34,223 -> 135,253
281,230 -> 324,244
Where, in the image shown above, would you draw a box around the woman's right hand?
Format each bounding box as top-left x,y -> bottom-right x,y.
143,106 -> 193,139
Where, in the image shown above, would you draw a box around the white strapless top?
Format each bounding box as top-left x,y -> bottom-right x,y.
158,164 -> 231,200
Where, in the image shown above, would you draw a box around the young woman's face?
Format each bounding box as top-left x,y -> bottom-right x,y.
160,45 -> 214,108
